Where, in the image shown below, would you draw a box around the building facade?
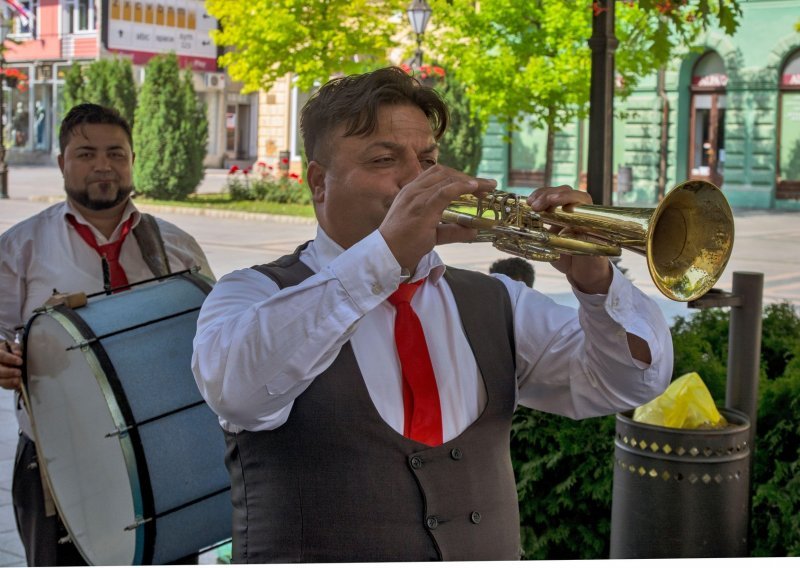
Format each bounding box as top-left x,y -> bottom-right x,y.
478,0 -> 800,211
2,0 -> 258,167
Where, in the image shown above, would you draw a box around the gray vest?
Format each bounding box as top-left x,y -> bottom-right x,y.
226,245 -> 520,562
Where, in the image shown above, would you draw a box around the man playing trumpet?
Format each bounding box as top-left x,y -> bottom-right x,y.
191,66 -> 673,562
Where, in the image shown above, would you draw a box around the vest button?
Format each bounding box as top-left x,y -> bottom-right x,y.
410,456 -> 423,469
450,448 -> 462,460
471,511 -> 482,524
426,516 -> 439,530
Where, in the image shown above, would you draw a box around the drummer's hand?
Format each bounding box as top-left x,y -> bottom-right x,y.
0,342 -> 23,392
527,185 -> 613,295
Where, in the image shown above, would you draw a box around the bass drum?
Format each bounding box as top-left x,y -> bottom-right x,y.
22,273 -> 230,565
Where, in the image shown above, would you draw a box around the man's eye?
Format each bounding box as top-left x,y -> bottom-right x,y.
422,158 -> 437,167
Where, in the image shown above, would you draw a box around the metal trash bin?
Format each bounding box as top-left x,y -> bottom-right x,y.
610,408 -> 750,558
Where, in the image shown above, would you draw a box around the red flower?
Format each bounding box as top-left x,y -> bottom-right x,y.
228,165 -> 239,174
243,168 -> 250,175
592,1 -> 607,16
281,157 -> 289,165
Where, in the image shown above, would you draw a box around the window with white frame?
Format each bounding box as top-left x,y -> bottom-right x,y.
64,0 -> 95,33
7,1 -> 38,37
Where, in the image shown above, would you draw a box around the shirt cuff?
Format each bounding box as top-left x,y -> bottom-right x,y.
328,229 -> 405,313
573,265 -> 661,367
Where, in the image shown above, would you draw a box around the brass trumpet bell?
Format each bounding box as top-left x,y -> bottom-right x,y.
442,180 -> 734,302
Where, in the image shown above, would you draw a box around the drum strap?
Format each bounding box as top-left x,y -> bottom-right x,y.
132,213 -> 172,278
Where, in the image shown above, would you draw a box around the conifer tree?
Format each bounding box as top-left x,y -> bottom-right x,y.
178,69 -> 208,191
62,64 -> 85,119
133,53 -> 207,199
61,58 -> 137,126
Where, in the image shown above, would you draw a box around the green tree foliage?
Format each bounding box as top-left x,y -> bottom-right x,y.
751,362 -> 800,556
62,64 -> 85,120
511,410 -> 615,559
83,59 -> 137,126
761,302 -> 800,380
179,70 -> 209,192
59,59 -> 137,126
427,0 -> 742,170
512,301 -> 799,559
436,72 -> 484,176
670,308 -> 730,403
133,53 -> 207,199
205,0 -> 401,92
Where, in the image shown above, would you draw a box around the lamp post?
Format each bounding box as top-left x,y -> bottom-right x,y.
586,0 -> 617,207
406,0 -> 432,72
0,13 -> 8,200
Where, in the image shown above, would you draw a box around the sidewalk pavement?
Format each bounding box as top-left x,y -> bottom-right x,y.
0,166 -> 798,565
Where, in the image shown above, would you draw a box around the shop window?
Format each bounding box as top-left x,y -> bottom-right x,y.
777,50 -> 800,200
2,66 -> 32,150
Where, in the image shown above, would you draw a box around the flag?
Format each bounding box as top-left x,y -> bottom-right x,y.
2,0 -> 34,28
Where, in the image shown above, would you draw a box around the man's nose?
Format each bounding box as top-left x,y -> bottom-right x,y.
399,157 -> 425,187
93,155 -> 112,171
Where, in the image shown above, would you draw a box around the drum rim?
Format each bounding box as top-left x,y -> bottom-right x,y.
22,306 -> 152,565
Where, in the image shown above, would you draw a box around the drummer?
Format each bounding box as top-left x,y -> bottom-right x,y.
0,103 -> 214,566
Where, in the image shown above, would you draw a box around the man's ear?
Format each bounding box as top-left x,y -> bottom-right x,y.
307,161 -> 326,204
57,154 -> 65,174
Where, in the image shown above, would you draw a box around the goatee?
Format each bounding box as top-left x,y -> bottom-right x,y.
64,184 -> 135,211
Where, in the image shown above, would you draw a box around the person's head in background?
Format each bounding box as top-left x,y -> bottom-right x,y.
489,257 -> 535,288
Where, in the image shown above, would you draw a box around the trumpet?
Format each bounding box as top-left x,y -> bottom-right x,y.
441,180 -> 734,302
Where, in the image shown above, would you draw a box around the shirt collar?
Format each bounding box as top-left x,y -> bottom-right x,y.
310,226 -> 447,285
62,199 -> 140,243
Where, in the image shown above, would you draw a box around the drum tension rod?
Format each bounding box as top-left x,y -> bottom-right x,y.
66,306 -> 201,351
124,517 -> 153,531
123,486 -> 231,531
85,267 -> 199,299
105,399 -> 207,438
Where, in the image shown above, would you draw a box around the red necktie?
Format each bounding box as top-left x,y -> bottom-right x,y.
387,279 -> 443,446
67,214 -> 134,292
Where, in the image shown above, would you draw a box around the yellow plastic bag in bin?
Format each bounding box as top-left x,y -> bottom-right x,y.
633,372 -> 727,429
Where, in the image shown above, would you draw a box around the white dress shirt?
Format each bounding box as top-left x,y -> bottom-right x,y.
193,226 -> 673,439
0,199 -> 214,436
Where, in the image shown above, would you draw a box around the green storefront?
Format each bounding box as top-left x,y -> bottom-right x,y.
478,0 -> 800,211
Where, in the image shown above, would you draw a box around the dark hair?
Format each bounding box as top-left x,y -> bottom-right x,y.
300,66 -> 449,163
489,257 -> 536,288
59,103 -> 133,154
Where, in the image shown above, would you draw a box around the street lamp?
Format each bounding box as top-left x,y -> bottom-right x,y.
0,13 -> 8,200
406,0 -> 432,71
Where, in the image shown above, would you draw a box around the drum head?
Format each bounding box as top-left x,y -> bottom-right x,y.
25,311 -> 140,565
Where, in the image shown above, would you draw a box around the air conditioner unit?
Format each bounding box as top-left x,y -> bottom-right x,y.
204,73 -> 225,90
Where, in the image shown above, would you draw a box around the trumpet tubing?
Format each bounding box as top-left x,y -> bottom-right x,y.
442,180 -> 734,302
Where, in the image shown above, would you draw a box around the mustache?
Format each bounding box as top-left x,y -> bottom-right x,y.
87,174 -> 120,184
